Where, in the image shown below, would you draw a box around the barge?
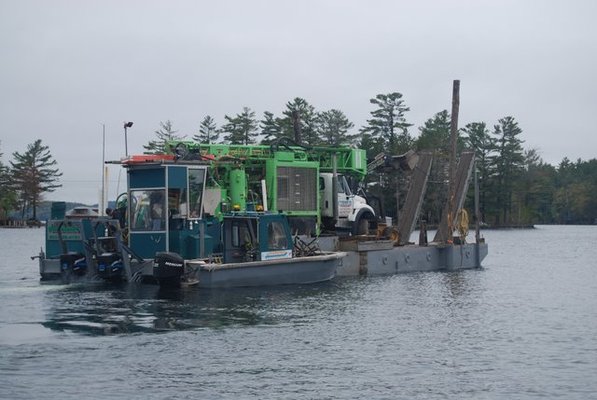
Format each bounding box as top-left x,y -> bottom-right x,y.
37,139 -> 487,287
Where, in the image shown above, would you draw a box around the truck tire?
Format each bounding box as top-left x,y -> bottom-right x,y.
352,211 -> 373,236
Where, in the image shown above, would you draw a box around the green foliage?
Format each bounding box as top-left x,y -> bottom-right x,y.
144,120 -> 186,154
416,111 -> 452,224
358,93 -> 413,218
222,107 -> 259,145
416,110 -> 451,152
515,149 -> 556,224
551,158 -> 597,224
280,98 -> 318,146
192,116 -> 220,144
360,92 -> 413,155
461,122 -> 494,222
10,139 -> 62,220
3,95 -> 593,227
0,190 -> 18,221
490,116 -> 525,225
262,99 -> 357,147
0,143 -> 19,220
315,109 -> 356,146
259,111 -> 283,145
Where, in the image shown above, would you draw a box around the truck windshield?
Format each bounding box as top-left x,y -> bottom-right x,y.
339,176 -> 352,196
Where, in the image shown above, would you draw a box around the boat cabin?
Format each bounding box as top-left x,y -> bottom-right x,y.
125,160 -> 216,259
222,213 -> 293,263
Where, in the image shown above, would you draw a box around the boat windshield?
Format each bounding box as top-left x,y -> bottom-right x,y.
266,220 -> 288,250
130,189 -> 165,231
188,168 -> 206,219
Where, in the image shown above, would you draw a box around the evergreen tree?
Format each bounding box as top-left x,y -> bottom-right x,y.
575,158 -> 597,223
360,92 -> 413,155
416,111 -> 452,225
222,107 -> 259,145
359,93 -> 412,221
553,158 -> 597,224
518,149 -> 556,224
259,111 -> 283,145
279,98 -> 318,146
490,116 -> 525,224
10,139 -> 62,221
315,109 -> 356,146
0,143 -> 6,185
415,110 -> 451,152
143,120 -> 186,154
461,121 -> 495,222
192,115 -> 220,144
0,143 -> 18,221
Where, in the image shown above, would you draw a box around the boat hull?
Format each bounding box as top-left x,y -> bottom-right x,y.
187,252 -> 346,288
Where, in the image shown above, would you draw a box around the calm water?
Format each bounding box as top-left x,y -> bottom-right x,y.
1,226 -> 596,399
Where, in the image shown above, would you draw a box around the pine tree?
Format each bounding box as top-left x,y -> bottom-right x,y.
518,148 -> 556,224
259,111 -> 282,145
10,139 -> 62,221
279,98 -> 318,145
360,92 -> 413,155
461,121 -> 495,222
416,111 -> 453,225
0,143 -> 18,221
0,143 -> 6,185
192,115 -> 220,144
416,110 -> 451,152
143,120 -> 186,154
490,116 -> 525,225
315,109 -> 356,146
222,107 -> 259,145
553,158 -> 597,224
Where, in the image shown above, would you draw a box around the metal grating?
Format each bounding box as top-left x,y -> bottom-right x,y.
276,167 -> 317,212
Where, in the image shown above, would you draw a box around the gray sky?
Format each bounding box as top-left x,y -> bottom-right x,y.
1,0 -> 596,204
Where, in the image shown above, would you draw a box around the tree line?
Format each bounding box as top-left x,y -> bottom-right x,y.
1,92 -> 595,226
141,93 -> 597,227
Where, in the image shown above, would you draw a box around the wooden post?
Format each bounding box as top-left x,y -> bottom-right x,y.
474,159 -> 481,244
447,79 -> 460,243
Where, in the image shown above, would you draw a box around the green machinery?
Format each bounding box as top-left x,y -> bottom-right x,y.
166,141 -> 368,234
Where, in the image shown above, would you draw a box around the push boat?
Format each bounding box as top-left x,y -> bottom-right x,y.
37,156 -> 345,288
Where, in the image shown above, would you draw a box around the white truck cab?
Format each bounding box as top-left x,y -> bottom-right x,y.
319,172 -> 375,234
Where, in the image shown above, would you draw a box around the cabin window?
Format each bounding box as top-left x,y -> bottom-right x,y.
188,168 -> 206,219
168,188 -> 187,218
130,189 -> 165,231
267,221 -> 288,250
231,220 -> 253,249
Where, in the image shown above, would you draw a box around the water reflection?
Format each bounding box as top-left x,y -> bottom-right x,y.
41,281 -> 340,336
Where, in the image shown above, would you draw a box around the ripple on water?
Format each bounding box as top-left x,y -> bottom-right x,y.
1,226 -> 597,399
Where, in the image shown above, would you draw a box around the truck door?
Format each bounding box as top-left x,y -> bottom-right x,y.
336,175 -> 353,218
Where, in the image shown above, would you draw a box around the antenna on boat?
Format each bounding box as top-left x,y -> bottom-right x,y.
101,124 -> 106,216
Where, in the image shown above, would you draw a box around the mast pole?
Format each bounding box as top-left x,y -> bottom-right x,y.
101,124 -> 106,216
447,80 -> 460,243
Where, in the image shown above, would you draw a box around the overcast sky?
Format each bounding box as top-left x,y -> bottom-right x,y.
1,0 -> 596,204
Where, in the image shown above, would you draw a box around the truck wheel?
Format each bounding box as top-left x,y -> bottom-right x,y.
353,214 -> 371,236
